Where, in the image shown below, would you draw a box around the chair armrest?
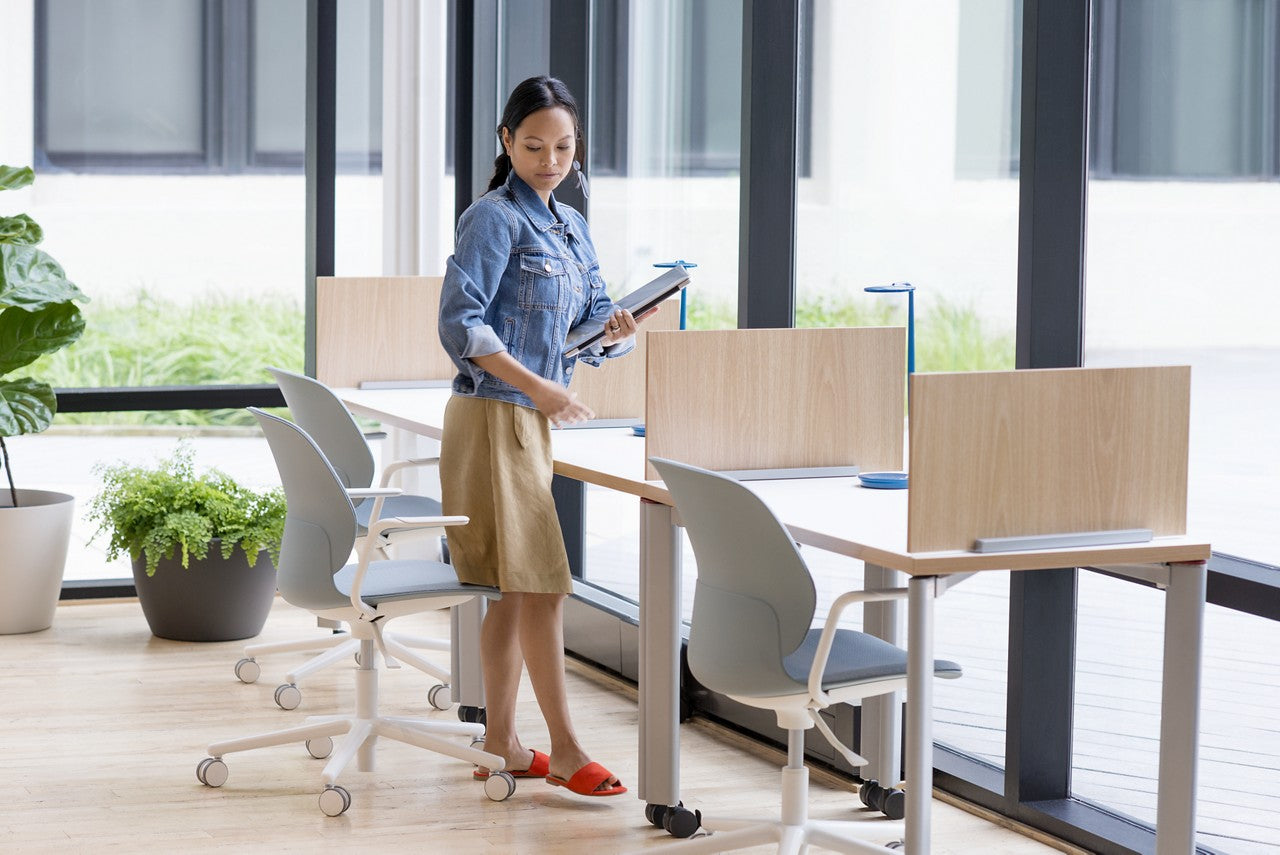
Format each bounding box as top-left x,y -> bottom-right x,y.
347,486 -> 403,499
364,515 -> 468,538
378,456 -> 442,488
807,587 -> 909,705
349,515 -> 470,618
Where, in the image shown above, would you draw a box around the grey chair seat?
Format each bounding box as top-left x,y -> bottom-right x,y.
353,494 -> 444,531
333,558 -> 493,606
782,627 -> 961,693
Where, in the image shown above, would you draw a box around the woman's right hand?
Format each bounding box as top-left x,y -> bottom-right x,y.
530,379 -> 594,428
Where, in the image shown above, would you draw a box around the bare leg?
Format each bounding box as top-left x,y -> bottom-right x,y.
519,593 -> 620,790
476,592 -> 535,775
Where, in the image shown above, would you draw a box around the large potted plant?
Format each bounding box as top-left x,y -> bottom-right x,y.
0,165 -> 88,634
87,441 -> 287,641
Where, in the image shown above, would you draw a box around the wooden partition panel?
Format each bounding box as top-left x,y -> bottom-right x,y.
569,298 -> 681,420
316,276 -> 453,387
907,366 -> 1191,552
644,327 -> 905,480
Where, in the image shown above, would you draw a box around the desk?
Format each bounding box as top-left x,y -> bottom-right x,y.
339,386 -> 1211,854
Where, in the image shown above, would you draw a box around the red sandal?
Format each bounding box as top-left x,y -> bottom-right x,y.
545,761 -> 627,797
473,749 -> 550,781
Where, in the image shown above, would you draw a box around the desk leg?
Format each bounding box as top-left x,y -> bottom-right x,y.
1156,560 -> 1205,855
862,562 -> 903,787
905,576 -> 936,855
638,498 -> 682,810
450,597 -> 486,717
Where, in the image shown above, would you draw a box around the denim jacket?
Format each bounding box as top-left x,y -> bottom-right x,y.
438,172 -> 632,409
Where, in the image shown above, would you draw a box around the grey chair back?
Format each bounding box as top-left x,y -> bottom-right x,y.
268,367 -> 375,490
650,457 -> 818,697
251,407 -> 358,612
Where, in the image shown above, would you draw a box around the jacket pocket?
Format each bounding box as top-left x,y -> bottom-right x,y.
519,254 -> 567,310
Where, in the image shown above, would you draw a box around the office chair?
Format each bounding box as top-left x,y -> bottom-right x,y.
644,458 -> 962,854
234,367 -> 454,712
197,409 -> 516,815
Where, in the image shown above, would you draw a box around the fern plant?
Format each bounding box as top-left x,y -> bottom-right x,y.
87,441 -> 286,576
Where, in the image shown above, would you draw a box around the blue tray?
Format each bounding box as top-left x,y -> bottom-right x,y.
857,471 -> 908,490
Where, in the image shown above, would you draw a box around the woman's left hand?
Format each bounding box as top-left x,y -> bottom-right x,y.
601,307 -> 657,345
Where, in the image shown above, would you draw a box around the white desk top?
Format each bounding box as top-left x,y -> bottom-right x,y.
340,387 -> 1212,577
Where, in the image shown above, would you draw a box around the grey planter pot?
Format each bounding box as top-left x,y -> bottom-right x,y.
0,489 -> 75,635
132,539 -> 277,642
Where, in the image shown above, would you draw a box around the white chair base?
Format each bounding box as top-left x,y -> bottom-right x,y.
203,637 -> 509,815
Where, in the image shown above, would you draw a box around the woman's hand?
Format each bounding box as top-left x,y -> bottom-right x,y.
600,307 -> 656,346
530,378 -> 595,428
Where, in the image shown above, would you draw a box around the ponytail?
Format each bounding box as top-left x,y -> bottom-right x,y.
487,151 -> 512,193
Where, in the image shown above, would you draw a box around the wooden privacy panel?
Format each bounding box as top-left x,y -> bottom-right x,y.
316,276 -> 453,387
906,366 -> 1191,553
644,327 -> 906,480
569,298 -> 681,420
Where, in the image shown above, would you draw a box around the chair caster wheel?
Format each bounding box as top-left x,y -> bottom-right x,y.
234,657 -> 260,684
274,683 -> 302,710
645,803 -> 667,827
484,770 -> 516,801
859,779 -> 905,819
319,785 -> 351,816
469,736 -> 485,750
306,737 -> 333,759
457,705 -> 486,727
662,804 -> 701,838
428,683 -> 453,710
196,757 -> 228,788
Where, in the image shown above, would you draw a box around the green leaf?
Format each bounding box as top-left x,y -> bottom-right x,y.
0,303 -> 85,375
0,214 -> 43,246
0,377 -> 56,436
0,166 -> 34,192
0,244 -> 88,310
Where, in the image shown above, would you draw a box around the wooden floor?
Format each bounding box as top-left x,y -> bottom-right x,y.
0,599 -> 1081,854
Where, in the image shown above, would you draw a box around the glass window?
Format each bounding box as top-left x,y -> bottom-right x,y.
41,0 -> 208,166
36,0 -> 383,174
1091,0 -> 1277,179
795,0 -> 1023,779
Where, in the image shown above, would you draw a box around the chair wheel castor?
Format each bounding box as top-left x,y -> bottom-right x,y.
306,737 -> 334,759
457,705 -> 486,727
662,804 -> 701,838
196,757 -> 228,788
234,657 -> 260,684
428,683 -> 453,710
484,770 -> 516,801
645,802 -> 668,827
319,784 -> 351,816
274,683 -> 302,710
859,779 -> 905,819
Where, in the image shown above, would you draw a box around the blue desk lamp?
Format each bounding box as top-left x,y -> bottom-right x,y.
653,259 -> 697,330
632,261 -> 697,438
859,282 -> 915,489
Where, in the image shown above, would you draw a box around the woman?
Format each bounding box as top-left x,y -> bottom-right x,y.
437,76 -> 644,797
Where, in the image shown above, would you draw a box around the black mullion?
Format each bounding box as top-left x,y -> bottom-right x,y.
1005,0 -> 1091,832
738,0 -> 799,330
549,0 -> 592,215
55,386 -> 284,413
304,0 -> 337,378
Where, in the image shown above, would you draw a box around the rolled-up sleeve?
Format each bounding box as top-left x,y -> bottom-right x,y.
438,201 -> 514,388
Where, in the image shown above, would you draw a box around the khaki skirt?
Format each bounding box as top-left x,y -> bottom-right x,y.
439,395 -> 573,594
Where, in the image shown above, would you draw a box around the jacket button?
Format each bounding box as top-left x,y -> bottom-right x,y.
544,261 -> 552,272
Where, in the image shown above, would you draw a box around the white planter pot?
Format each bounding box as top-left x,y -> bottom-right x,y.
0,489 -> 75,634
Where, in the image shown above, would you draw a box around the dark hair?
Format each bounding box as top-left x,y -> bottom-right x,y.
486,76 -> 584,193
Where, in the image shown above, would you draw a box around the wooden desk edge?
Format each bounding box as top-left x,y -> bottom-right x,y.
784,525 -> 1211,576
342,399 -> 446,441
